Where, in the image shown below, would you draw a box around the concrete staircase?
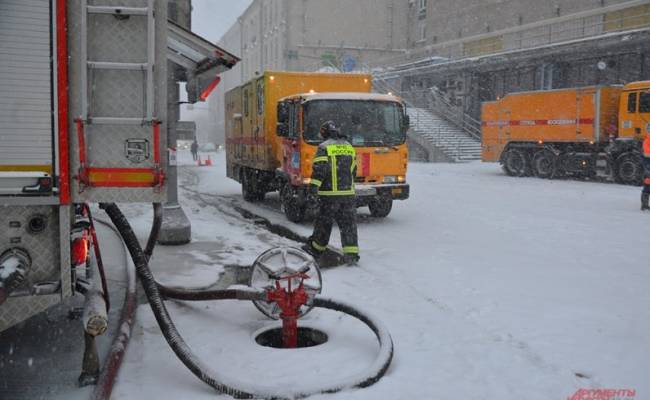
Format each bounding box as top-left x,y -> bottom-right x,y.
407,107 -> 481,162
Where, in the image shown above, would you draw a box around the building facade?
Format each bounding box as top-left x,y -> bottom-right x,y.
375,0 -> 650,123
209,0 -> 408,145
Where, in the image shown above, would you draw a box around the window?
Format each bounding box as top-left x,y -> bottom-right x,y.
418,0 -> 427,12
288,102 -> 298,139
639,92 -> 650,113
418,23 -> 426,42
303,100 -> 406,146
256,80 -> 264,115
627,92 -> 638,113
537,63 -> 554,90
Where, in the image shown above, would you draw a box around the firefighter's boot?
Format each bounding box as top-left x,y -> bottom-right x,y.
343,253 -> 360,266
642,192 -> 650,211
301,242 -> 323,259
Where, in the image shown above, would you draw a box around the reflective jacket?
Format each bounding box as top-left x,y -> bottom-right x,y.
310,138 -> 356,196
644,135 -> 650,158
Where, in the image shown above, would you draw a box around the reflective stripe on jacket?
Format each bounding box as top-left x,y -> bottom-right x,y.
310,138 -> 356,196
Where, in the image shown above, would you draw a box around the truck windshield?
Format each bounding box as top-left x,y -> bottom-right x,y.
303,100 -> 406,146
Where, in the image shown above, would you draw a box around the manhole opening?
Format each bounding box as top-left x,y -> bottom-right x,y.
255,327 -> 328,349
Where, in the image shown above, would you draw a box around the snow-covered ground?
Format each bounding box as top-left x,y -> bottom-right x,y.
112,149 -> 648,399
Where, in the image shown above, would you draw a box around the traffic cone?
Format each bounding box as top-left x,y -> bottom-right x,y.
205,155 -> 213,166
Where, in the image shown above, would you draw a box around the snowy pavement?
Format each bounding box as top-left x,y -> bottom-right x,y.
112,150 -> 648,399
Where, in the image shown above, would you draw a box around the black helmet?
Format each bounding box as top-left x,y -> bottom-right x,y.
319,120 -> 340,139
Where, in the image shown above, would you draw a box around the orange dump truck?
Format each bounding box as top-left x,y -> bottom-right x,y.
225,71 -> 410,221
482,81 -> 649,185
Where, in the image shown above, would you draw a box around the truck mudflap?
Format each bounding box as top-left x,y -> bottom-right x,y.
355,183 -> 410,201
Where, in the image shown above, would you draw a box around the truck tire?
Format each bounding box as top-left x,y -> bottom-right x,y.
614,153 -> 643,186
532,149 -> 557,179
502,148 -> 529,177
241,169 -> 265,202
281,184 -> 305,223
368,197 -> 393,218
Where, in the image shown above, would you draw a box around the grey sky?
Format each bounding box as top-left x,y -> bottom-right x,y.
191,0 -> 253,44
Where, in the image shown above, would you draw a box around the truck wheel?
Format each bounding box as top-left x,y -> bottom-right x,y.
281,184 -> 305,222
615,153 -> 643,186
532,149 -> 557,179
241,169 -> 265,202
502,149 -> 529,177
368,197 -> 393,218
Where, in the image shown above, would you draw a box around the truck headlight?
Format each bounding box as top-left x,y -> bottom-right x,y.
383,176 -> 397,183
397,175 -> 405,183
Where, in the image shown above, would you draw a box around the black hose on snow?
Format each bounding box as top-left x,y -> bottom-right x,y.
144,203 -> 163,261
100,202 -> 393,399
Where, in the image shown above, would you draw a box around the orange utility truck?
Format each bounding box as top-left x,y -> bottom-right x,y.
225,71 -> 410,222
481,81 -> 649,185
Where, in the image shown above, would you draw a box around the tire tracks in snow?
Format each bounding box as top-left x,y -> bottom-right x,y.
178,166 -> 595,391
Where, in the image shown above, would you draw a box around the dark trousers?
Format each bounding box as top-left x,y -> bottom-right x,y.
311,196 -> 358,254
641,157 -> 650,194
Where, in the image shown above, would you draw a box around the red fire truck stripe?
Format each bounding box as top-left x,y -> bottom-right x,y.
481,118 -> 594,127
57,0 -> 70,204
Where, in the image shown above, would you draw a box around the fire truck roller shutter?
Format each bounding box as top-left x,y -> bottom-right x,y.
0,0 -> 54,174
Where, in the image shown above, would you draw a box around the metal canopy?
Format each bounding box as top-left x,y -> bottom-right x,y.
167,21 -> 239,102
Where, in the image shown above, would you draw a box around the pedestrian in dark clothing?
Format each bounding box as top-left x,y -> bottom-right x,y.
642,131 -> 650,211
191,139 -> 199,161
302,121 -> 360,265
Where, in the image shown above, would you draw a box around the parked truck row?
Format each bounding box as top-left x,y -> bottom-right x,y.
481,81 -> 649,185
225,71 -> 411,222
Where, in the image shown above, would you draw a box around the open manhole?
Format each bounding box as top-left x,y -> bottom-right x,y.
255,327 -> 328,349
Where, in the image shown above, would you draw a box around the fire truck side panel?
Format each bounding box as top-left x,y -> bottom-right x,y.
0,0 -> 57,185
481,86 -> 624,162
67,0 -> 168,203
0,205 -> 71,333
0,1 -> 73,333
225,86 -> 243,181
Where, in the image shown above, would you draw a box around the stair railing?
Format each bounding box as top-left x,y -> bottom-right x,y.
427,87 -> 482,141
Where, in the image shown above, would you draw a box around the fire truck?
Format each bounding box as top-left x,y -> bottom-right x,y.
481,81 -> 649,185
225,71 -> 411,222
0,0 -> 236,374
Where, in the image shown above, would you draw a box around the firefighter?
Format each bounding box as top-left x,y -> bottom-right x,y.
642,131 -> 650,211
303,121 -> 360,265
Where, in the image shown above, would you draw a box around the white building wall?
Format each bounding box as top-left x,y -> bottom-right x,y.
207,0 -> 408,145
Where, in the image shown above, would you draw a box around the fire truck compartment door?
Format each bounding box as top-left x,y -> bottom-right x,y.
0,1 -> 54,178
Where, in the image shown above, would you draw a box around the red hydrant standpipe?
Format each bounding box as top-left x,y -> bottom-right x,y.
266,272 -> 310,348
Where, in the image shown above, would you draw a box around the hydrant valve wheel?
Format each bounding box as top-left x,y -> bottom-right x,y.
249,247 -> 322,319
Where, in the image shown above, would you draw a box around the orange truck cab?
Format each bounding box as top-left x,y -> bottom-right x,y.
225,71 -> 410,221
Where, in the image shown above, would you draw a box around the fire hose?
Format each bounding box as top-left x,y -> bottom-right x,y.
99,202 -> 393,399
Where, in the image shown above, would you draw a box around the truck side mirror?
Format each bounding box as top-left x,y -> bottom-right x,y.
277,102 -> 290,124
402,114 -> 410,131
277,122 -> 289,137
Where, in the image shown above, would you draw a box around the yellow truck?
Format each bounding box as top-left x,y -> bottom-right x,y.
225,71 -> 410,222
482,81 -> 649,185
